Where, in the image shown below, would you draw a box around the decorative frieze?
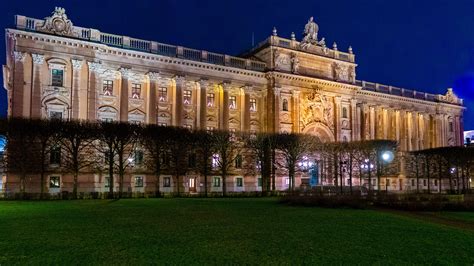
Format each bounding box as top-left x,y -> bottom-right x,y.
13,51 -> 26,62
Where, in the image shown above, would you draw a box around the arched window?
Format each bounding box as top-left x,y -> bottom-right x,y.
282,99 -> 288,111
342,107 -> 348,118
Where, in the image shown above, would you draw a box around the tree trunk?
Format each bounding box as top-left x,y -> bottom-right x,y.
73,171 -> 78,199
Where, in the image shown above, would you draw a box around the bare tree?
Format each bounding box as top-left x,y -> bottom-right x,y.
213,130 -> 242,196
193,130 -> 215,197
168,127 -> 192,195
245,132 -> 274,195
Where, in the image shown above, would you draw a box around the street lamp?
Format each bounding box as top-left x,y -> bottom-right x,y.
381,150 -> 394,192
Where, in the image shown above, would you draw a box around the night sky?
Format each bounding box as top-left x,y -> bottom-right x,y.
2,0 -> 474,128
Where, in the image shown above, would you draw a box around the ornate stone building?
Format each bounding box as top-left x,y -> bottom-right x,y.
2,8 -> 465,194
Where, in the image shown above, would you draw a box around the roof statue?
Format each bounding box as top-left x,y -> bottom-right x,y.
39,7 -> 76,37
300,16 -> 325,49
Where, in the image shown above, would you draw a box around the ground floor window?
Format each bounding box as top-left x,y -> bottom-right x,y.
258,177 -> 262,187
423,179 -> 427,186
434,180 -> 438,186
164,177 -> 171,187
105,177 -> 110,188
213,177 -> 221,187
285,178 -> 290,186
50,176 -> 60,188
411,179 -> 415,187
134,176 -> 144,187
236,177 -> 243,187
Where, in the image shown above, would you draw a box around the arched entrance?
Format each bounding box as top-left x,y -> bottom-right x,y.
302,122 -> 335,143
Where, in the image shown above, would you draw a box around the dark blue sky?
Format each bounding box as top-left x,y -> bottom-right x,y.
2,0 -> 474,128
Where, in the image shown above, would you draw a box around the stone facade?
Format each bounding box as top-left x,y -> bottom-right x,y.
2,8 -> 465,194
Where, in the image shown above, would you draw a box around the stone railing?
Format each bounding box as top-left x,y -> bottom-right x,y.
14,15 -> 267,72
356,80 -> 463,105
244,35 -> 355,63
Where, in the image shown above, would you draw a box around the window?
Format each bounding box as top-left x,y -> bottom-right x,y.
212,154 -> 220,168
423,179 -> 427,186
50,146 -> 61,165
206,126 -> 215,132
104,177 -> 111,188
159,87 -> 167,102
213,177 -> 221,187
282,99 -> 288,111
184,125 -> 192,130
103,80 -> 113,96
161,153 -> 170,166
434,179 -> 438,186
50,176 -> 60,188
229,96 -> 237,109
342,107 -> 348,118
207,93 -> 215,107
250,98 -> 257,112
386,178 -> 390,187
163,177 -> 171,187
134,150 -> 144,165
102,117 -> 114,123
235,154 -> 242,169
159,123 -> 167,127
188,153 -> 196,168
411,179 -> 415,186
134,176 -> 144,187
229,128 -> 236,141
449,122 -> 454,133
51,69 -> 63,87
49,111 -> 63,120
285,178 -> 290,185
183,90 -> 192,104
132,84 -> 141,99
258,177 -> 262,187
236,177 -> 243,187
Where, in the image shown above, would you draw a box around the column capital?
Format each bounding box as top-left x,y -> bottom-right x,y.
291,89 -> 301,97
13,51 -> 26,62
273,86 -> 282,96
221,82 -> 232,92
31,53 -> 44,65
88,61 -> 102,72
119,68 -> 145,83
71,59 -> 83,70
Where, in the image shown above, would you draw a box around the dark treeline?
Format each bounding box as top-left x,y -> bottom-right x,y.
0,118 -> 403,198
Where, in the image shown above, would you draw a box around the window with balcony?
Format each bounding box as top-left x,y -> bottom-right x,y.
183,90 -> 192,105
103,80 -> 113,96
131,83 -> 141,99
229,96 -> 237,109
250,98 -> 257,112
159,87 -> 167,102
51,69 -> 64,87
207,93 -> 215,107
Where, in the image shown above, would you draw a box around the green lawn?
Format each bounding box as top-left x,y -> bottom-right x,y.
0,198 -> 473,265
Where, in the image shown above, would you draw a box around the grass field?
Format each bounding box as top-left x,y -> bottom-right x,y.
0,198 -> 473,265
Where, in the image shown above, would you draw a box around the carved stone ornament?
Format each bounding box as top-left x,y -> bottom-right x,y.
290,53 -> 299,74
32,54 -> 45,65
13,51 -> 26,62
301,92 -> 334,130
88,62 -> 120,79
274,50 -> 291,71
39,7 -> 76,37
71,59 -> 83,70
333,63 -> 349,82
442,88 -> 459,104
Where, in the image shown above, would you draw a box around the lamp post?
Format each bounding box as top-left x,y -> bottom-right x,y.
381,151 -> 394,193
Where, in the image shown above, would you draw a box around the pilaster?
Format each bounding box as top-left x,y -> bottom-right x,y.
71,59 -> 83,120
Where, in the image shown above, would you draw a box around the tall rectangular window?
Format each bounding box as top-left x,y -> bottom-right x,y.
50,146 -> 61,165
51,69 -> 64,87
103,80 -> 113,96
235,154 -> 242,169
258,177 -> 262,187
49,111 -> 63,120
50,176 -> 60,188
134,150 -> 144,165
250,98 -> 257,112
229,96 -> 237,109
164,177 -> 171,187
236,177 -> 243,187
134,176 -> 144,187
207,93 -> 215,107
183,90 -> 192,105
213,177 -> 221,187
159,87 -> 167,102
132,83 -> 141,99
105,177 -> 110,188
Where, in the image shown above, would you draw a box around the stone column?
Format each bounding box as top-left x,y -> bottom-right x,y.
118,68 -> 131,122
174,76 -> 185,127
350,99 -> 358,140
87,62 -> 100,121
242,86 -> 252,132
334,96 -> 342,141
221,82 -> 231,130
30,53 -> 44,118
273,87 -> 281,133
361,103 -> 370,140
399,111 -> 407,151
291,90 -> 300,133
71,59 -> 83,120
11,52 -> 27,118
198,79 -> 209,129
370,106 -> 376,140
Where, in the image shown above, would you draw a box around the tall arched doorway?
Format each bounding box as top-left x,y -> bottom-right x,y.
302,122 -> 335,143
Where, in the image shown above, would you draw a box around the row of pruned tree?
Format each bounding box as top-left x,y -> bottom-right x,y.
0,118 -> 398,198
407,146 -> 474,194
